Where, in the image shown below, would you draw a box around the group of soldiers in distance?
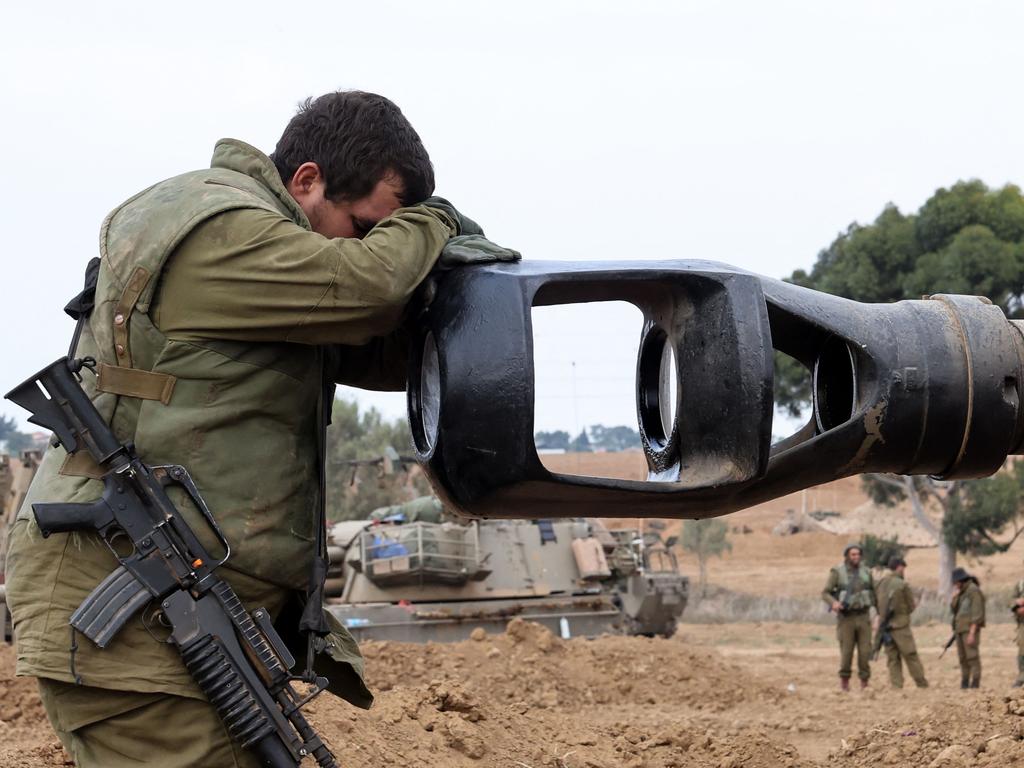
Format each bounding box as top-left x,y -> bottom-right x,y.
823,544 -> 1024,691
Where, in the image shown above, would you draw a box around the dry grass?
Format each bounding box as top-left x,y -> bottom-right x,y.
683,584 -> 1015,626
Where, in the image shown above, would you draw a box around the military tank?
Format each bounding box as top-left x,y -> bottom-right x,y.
0,450 -> 42,642
324,497 -> 688,643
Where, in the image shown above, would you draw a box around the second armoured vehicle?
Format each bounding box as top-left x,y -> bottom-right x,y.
324,497 -> 688,642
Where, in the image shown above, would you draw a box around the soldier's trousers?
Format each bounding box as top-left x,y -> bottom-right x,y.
836,611 -> 872,681
1015,652 -> 1024,687
37,677 -> 260,768
884,626 -> 928,688
954,630 -> 981,686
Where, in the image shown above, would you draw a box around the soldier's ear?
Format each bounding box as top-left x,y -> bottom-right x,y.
287,162 -> 325,198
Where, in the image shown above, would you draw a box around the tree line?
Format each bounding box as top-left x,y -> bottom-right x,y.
535,425 -> 642,452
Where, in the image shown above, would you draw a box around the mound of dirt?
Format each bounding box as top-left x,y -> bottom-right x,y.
316,676 -> 807,768
0,621 -> 803,768
0,643 -> 72,767
361,617 -> 781,714
827,689 -> 1024,767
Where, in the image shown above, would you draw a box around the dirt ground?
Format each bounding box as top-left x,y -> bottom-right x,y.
7,452 -> 1024,766
5,618 -> 1024,767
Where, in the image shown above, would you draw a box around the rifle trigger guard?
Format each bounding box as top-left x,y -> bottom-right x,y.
152,464 -> 231,568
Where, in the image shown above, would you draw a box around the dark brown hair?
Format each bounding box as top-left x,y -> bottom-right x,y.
271,91 -> 434,206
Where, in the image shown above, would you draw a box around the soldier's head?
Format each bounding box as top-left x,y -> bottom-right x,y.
888,556 -> 906,575
843,544 -> 862,566
272,91 -> 435,239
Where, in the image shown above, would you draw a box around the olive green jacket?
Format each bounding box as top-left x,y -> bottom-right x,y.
951,580 -> 986,634
822,562 -> 875,613
1012,578 -> 1024,648
5,139 -> 455,707
875,573 -> 915,630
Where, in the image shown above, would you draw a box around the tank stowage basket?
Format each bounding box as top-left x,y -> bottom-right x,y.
360,522 -> 482,585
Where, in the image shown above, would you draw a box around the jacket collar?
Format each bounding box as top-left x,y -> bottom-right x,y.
210,139 -> 310,229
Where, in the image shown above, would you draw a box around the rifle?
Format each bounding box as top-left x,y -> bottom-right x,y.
5,356 -> 337,768
827,589 -> 851,615
939,633 -> 956,659
871,608 -> 894,661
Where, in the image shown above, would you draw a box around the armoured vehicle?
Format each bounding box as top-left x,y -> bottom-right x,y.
324,497 -> 688,642
0,450 -> 42,641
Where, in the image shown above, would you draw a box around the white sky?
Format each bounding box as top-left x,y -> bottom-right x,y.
3,1 -> 1024,439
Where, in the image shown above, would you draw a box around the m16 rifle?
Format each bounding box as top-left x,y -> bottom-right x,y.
5,356 -> 337,768
827,589 -> 851,616
939,634 -> 957,659
871,608 -> 895,661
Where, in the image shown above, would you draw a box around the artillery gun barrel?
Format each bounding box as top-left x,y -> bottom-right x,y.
408,260 -> 1024,519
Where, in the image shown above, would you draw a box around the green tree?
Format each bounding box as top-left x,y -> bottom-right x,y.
942,466 -> 1024,557
0,415 -> 34,454
324,398 -> 430,522
681,518 -> 732,598
535,430 -> 571,450
570,429 -> 592,453
783,179 -> 1024,595
589,424 -> 641,451
857,533 -> 905,570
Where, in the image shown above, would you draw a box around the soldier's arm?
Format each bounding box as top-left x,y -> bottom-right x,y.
821,569 -> 838,607
905,582 -> 916,614
152,205 -> 457,345
327,331 -> 411,391
972,590 -> 986,626
875,581 -> 889,618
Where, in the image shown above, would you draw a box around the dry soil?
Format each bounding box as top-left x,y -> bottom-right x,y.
5,619 -> 1024,767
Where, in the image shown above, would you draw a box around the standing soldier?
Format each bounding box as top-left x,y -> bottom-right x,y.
950,567 -> 985,689
874,556 -> 928,688
1011,568 -> 1024,687
822,544 -> 876,691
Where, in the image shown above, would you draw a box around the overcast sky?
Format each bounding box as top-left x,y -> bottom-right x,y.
3,1 -> 1023,442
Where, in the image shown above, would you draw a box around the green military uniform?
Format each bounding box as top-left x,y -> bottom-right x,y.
1011,578 -> 1024,686
950,578 -> 985,688
822,561 -> 875,683
874,573 -> 928,688
4,139 -> 457,766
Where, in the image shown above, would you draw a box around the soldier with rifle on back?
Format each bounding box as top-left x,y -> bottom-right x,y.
3,91 -> 519,767
822,543 -> 875,691
872,556 -> 928,689
949,567 -> 986,689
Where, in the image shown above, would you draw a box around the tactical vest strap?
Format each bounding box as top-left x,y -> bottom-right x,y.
59,450 -> 106,479
113,266 -> 151,367
96,362 -> 177,404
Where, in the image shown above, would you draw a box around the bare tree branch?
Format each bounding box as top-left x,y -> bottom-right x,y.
901,475 -> 941,542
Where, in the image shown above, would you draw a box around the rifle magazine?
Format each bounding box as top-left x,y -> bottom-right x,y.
70,564 -> 151,648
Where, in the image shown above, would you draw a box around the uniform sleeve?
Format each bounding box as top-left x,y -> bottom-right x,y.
327,331 -> 411,391
971,589 -> 986,626
875,579 -> 890,618
904,582 -> 916,614
152,204 -> 456,346
822,569 -> 838,607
